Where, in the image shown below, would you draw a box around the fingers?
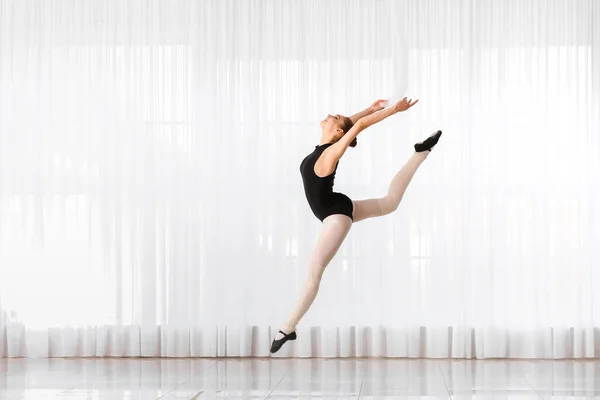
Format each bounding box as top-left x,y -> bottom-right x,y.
405,98 -> 419,107
393,96 -> 419,112
398,97 -> 418,106
372,99 -> 388,110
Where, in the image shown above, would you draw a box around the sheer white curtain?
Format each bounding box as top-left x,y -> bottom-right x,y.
1,0 -> 599,358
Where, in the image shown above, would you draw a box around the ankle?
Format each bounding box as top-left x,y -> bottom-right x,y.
281,327 -> 294,335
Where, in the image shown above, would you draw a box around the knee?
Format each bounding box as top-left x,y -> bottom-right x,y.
379,195 -> 400,215
307,263 -> 326,285
389,198 -> 400,213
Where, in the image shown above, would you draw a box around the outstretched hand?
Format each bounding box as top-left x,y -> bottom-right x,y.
368,99 -> 388,113
393,97 -> 419,113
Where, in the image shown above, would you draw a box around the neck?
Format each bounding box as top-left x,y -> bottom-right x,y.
319,133 -> 336,146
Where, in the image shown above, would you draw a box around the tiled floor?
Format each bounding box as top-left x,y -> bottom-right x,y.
1,358 -> 600,399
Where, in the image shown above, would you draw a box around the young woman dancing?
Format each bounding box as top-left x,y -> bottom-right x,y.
270,97 -> 442,353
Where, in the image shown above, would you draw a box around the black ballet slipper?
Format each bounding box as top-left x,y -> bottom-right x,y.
270,330 -> 297,354
414,130 -> 443,152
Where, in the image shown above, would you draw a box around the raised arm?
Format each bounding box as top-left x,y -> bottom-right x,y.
330,97 -> 419,160
349,99 -> 387,124
314,98 -> 419,177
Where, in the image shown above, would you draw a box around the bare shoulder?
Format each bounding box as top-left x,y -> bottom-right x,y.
313,147 -> 338,178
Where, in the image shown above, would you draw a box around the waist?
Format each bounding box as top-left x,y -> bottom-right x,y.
304,190 -> 349,205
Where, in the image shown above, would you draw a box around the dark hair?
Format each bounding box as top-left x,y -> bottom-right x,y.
341,117 -> 357,148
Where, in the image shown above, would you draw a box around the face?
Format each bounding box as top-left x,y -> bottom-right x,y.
320,114 -> 345,133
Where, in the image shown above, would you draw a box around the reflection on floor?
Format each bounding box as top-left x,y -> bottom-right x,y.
2,357 -> 600,399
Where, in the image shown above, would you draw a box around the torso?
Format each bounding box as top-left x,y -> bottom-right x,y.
299,143 -> 354,222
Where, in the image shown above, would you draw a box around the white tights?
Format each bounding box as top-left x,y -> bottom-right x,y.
279,151 -> 429,335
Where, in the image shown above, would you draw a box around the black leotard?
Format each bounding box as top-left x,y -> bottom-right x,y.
299,143 -> 354,222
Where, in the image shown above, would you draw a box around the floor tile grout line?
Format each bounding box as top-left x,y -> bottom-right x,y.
358,359 -> 367,399
55,359 -> 113,395
437,362 -> 453,399
156,361 -> 216,399
189,391 -> 203,400
265,367 -> 291,399
56,372 -> 109,396
525,377 -> 545,400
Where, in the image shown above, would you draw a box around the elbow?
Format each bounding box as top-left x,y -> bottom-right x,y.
354,119 -> 367,131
